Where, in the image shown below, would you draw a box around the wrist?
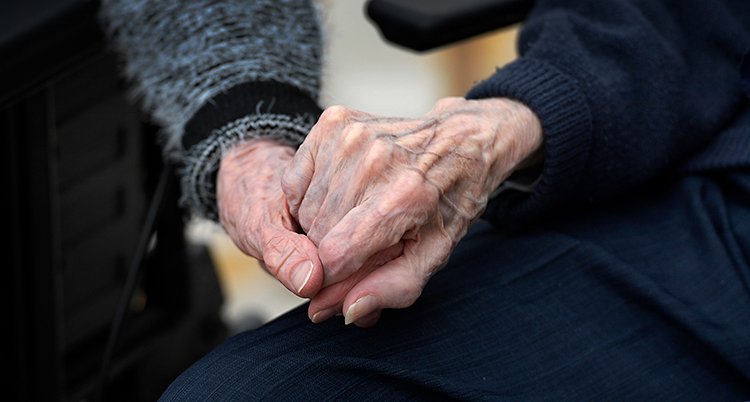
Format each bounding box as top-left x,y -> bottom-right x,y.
218,138 -> 295,208
223,138 -> 295,163
480,97 -> 544,191
220,139 -> 297,183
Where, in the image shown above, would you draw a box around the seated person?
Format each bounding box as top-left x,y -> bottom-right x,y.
101,0 -> 750,399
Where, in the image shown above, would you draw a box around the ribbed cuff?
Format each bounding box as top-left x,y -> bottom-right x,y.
183,80 -> 323,149
179,80 -> 323,220
467,57 -> 593,226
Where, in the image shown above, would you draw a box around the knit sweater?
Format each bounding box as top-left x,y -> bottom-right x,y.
101,0 -> 750,226
469,0 -> 750,226
100,0 -> 323,219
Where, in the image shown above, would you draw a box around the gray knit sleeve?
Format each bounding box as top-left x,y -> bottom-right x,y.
100,0 -> 323,219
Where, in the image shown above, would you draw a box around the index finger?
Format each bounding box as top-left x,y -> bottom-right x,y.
282,106 -> 358,219
317,170 -> 439,285
281,140 -> 315,220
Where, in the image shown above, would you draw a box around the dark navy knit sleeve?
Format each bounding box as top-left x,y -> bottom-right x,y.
468,0 -> 750,226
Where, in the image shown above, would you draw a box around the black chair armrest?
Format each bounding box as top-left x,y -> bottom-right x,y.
366,0 -> 535,52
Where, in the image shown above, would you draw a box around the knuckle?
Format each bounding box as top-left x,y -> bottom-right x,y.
362,140 -> 391,172
373,173 -> 437,225
296,195 -> 321,235
407,173 -> 440,207
404,170 -> 427,190
370,139 -> 392,159
342,122 -> 367,150
321,105 -> 350,123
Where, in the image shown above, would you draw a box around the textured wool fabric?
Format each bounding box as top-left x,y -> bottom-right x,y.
159,170 -> 750,401
100,0 -> 323,218
468,0 -> 750,227
179,81 -> 322,219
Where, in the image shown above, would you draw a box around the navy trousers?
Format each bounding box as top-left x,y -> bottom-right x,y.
160,170 -> 750,401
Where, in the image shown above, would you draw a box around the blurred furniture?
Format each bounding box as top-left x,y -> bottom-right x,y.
367,0 -> 535,51
2,1 -> 226,401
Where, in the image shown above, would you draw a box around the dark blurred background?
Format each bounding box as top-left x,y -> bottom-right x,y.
3,1 -> 227,400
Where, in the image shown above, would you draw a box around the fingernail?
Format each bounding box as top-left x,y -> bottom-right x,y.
311,308 -> 338,324
290,261 -> 313,294
345,295 -> 378,325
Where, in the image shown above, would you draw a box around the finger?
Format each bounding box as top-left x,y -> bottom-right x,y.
307,242 -> 404,323
282,105 -> 359,220
307,273 -> 365,324
281,141 -> 315,221
303,167 -> 362,244
317,171 -> 439,285
342,251 -> 430,327
304,136 -> 398,243
256,225 -> 325,299
342,229 -> 453,327
292,118 -> 372,237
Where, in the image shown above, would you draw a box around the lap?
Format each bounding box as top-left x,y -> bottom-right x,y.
160,171 -> 750,401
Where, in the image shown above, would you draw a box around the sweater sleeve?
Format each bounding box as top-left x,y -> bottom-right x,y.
99,0 -> 324,220
467,0 -> 750,226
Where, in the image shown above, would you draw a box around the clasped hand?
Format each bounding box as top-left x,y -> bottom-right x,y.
217,97 -> 542,327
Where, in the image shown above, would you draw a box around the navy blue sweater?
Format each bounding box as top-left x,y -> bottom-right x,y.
468,0 -> 750,226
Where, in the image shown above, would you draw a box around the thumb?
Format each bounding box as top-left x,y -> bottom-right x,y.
342,252 -> 430,327
306,242 -> 404,323
258,227 -> 325,299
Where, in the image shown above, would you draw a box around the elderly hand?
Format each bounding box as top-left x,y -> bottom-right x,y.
281,97 -> 543,327
217,139 -> 325,299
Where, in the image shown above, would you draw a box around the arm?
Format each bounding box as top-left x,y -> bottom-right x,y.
286,0 -> 750,326
100,0 -> 327,297
469,0 -> 750,225
100,0 -> 323,219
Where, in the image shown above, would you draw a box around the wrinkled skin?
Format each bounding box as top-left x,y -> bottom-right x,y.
281,97 -> 543,327
218,140 -> 325,299
217,97 -> 542,327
